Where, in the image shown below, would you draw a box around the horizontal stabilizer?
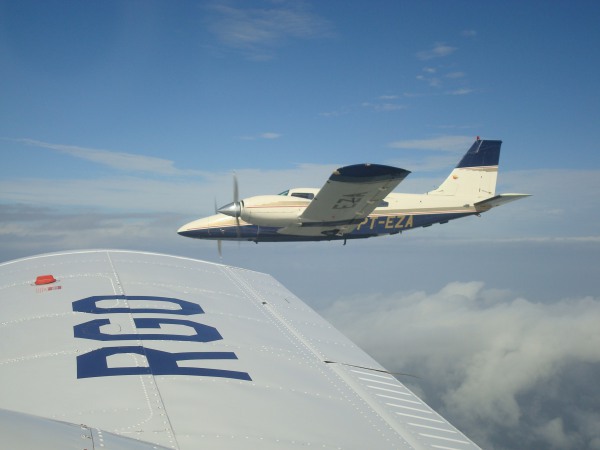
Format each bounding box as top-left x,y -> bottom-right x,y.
475,193 -> 531,211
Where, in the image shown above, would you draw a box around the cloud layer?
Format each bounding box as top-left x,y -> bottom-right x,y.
322,282 -> 600,449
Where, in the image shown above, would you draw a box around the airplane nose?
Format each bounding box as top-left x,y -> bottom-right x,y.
217,202 -> 241,218
177,222 -> 194,236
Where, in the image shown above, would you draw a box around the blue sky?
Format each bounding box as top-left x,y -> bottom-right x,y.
1,1 -> 600,449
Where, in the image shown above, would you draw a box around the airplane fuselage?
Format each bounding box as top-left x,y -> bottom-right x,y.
178,192 -> 480,242
177,139 -> 529,244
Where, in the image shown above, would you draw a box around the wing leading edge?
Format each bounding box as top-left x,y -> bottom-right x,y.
280,163 -> 410,237
0,250 -> 480,449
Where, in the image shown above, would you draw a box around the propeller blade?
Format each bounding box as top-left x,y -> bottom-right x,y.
233,172 -> 239,204
217,239 -> 222,259
233,172 -> 241,238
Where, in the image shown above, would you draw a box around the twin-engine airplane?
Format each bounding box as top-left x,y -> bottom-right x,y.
178,138 -> 530,243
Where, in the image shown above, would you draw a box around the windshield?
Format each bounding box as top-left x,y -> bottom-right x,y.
278,190 -> 289,196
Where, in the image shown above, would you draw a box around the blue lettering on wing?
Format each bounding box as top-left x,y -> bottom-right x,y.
77,346 -> 252,380
74,318 -> 223,342
72,295 -> 203,315
72,295 -> 251,381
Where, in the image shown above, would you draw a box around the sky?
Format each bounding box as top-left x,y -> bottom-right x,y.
1,1 -> 600,448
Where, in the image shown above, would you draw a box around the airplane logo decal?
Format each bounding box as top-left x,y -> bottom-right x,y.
333,192 -> 368,209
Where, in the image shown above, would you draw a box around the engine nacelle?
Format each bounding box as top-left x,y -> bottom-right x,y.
240,195 -> 308,227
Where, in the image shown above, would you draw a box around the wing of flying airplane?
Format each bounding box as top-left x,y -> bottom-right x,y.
0,250 -> 481,449
279,163 -> 410,237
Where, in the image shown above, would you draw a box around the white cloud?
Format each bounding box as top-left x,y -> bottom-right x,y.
321,282 -> 600,449
446,88 -> 474,96
361,101 -> 405,112
388,135 -> 474,152
15,138 -> 195,176
0,204 -> 190,261
319,107 -> 351,118
321,97 -> 405,117
207,2 -> 332,60
260,132 -> 281,139
534,418 -> 571,449
240,132 -> 282,140
416,73 -> 441,88
0,163 -> 336,214
417,42 -> 457,60
385,154 -> 459,173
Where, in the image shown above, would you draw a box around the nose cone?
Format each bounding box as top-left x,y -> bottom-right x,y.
217,201 -> 241,218
177,221 -> 196,237
177,222 -> 192,235
177,217 -> 212,238
177,214 -> 241,240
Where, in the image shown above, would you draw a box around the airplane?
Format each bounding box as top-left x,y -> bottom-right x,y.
178,138 -> 530,245
0,249 -> 483,449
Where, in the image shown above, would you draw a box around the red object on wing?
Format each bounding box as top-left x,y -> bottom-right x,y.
35,275 -> 57,285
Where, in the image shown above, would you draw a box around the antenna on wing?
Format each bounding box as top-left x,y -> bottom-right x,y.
323,360 -> 420,379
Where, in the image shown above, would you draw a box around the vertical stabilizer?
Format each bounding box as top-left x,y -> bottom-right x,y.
429,139 -> 501,199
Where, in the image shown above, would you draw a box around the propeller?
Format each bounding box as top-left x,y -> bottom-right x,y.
217,172 -> 242,238
213,173 -> 244,258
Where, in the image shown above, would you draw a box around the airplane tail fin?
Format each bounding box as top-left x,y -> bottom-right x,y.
428,138 -> 501,199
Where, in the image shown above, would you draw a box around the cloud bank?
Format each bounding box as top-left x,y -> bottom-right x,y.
322,282 -> 600,449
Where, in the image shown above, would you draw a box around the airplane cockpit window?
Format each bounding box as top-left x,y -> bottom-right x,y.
278,190 -> 289,196
291,192 -> 314,200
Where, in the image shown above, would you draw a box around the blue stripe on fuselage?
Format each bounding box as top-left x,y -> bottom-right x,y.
178,212 -> 475,242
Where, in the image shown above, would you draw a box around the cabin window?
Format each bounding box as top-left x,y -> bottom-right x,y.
278,190 -> 289,196
291,192 -> 314,200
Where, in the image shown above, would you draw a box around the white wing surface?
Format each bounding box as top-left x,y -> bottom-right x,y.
280,163 -> 410,237
0,250 -> 480,449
